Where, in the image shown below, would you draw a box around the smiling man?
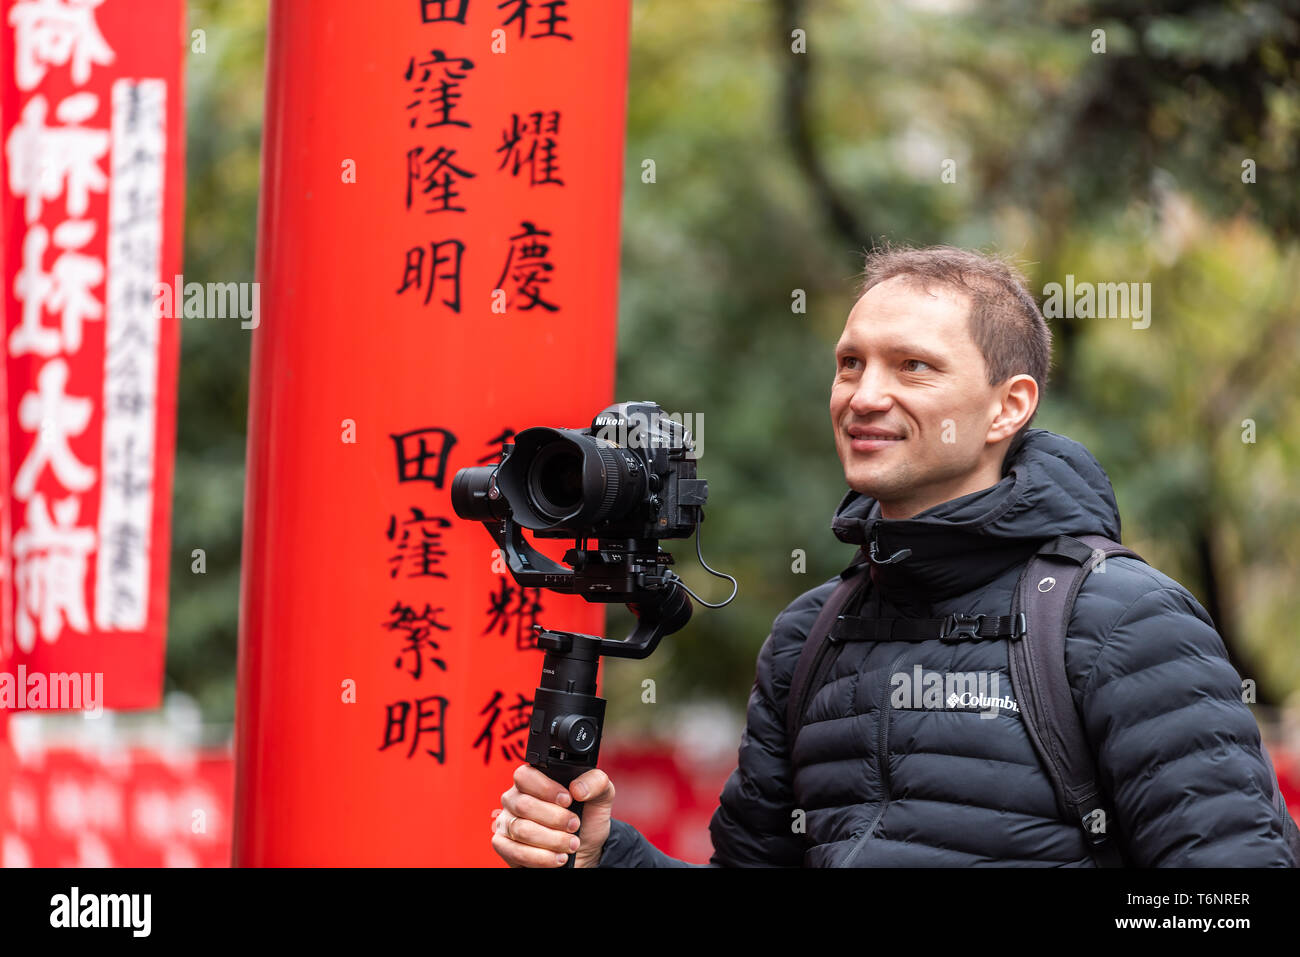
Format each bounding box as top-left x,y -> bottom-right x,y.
831,255 -> 1041,521
491,244 -> 1296,868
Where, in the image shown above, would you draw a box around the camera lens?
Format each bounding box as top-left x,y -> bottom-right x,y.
496,428 -> 647,530
450,466 -> 507,521
528,443 -> 585,521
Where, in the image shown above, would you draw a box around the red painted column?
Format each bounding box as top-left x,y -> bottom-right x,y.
235,0 -> 628,865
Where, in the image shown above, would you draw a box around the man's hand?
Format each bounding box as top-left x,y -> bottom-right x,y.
491,764 -> 615,868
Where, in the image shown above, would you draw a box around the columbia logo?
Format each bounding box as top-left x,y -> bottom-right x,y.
891,666 -> 1020,718
949,690 -> 1020,713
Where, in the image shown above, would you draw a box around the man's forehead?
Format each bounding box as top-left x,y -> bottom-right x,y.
843,279 -> 970,331
837,283 -> 981,361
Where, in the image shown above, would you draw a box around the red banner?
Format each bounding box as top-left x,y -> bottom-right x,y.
1,738 -> 232,867
235,0 -> 627,864
0,0 -> 184,709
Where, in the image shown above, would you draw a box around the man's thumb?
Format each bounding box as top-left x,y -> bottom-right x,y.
569,768 -> 614,806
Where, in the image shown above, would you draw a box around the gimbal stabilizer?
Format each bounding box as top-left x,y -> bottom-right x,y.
467,511 -> 697,867
451,402 -> 735,867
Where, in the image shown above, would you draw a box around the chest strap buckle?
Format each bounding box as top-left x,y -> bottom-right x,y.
939,613 -> 984,643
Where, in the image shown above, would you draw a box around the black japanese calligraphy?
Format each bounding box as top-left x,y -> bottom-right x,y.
386,507 -> 452,580
494,220 -> 558,312
396,238 -> 464,311
420,0 -> 468,24
473,690 -> 533,764
483,576 -> 544,651
389,426 -> 457,488
380,695 -> 450,761
476,427 -> 516,465
382,600 -> 451,679
404,50 -> 476,130
498,0 -> 573,41
496,111 -> 563,186
406,145 -> 476,213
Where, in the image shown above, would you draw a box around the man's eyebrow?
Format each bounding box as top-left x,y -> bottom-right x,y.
835,340 -> 947,365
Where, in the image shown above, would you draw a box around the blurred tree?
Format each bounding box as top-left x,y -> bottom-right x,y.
165,0 -> 267,722
605,0 -> 1300,723
166,0 -> 1300,732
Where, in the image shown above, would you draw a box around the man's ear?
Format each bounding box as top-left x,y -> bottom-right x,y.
988,374 -> 1038,444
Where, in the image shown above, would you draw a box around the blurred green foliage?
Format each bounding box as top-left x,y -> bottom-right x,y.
170,0 -> 1300,732
165,0 -> 265,721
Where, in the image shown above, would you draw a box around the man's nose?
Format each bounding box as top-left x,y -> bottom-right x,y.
850,365 -> 894,414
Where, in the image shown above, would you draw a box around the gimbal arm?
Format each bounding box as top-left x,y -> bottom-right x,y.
484,516 -> 694,658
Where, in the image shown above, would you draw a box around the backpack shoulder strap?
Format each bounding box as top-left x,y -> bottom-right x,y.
1008,532 -> 1143,868
785,553 -> 871,750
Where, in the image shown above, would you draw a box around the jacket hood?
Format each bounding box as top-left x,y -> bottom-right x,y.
830,428 -> 1122,606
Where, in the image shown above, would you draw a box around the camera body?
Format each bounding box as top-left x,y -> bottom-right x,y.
451,400 -> 708,606
453,400 -> 707,542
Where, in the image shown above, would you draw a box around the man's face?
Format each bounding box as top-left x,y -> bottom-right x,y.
830,276 -> 1014,519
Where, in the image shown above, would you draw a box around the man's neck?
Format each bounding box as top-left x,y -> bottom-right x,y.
878,456 -> 1008,520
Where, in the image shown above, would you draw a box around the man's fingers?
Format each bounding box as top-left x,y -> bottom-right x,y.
492,831 -> 569,868
492,810 -> 578,866
512,763 -> 574,807
569,768 -> 614,805
501,788 -> 580,832
492,766 -> 612,868
497,811 -> 580,855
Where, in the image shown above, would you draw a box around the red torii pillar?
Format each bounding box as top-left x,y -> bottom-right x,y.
235,0 -> 628,865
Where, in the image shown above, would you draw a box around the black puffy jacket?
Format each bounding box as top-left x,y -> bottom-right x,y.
597,429 -> 1295,867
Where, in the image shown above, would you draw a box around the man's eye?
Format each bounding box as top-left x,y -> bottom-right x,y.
902,359 -> 931,372
839,357 -> 860,370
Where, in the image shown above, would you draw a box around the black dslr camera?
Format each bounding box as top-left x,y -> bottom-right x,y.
452,400 -> 708,600
452,400 -> 733,866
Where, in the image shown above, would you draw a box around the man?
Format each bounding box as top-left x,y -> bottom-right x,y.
491,245 -> 1295,867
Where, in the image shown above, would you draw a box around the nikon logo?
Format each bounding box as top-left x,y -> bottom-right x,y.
594,410 -> 704,460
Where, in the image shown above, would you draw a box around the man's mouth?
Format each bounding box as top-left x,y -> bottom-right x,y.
847,427 -> 906,451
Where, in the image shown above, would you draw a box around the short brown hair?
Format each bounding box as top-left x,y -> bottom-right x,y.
856,244 -> 1052,443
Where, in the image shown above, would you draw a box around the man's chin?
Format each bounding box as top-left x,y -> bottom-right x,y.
845,471 -> 898,500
